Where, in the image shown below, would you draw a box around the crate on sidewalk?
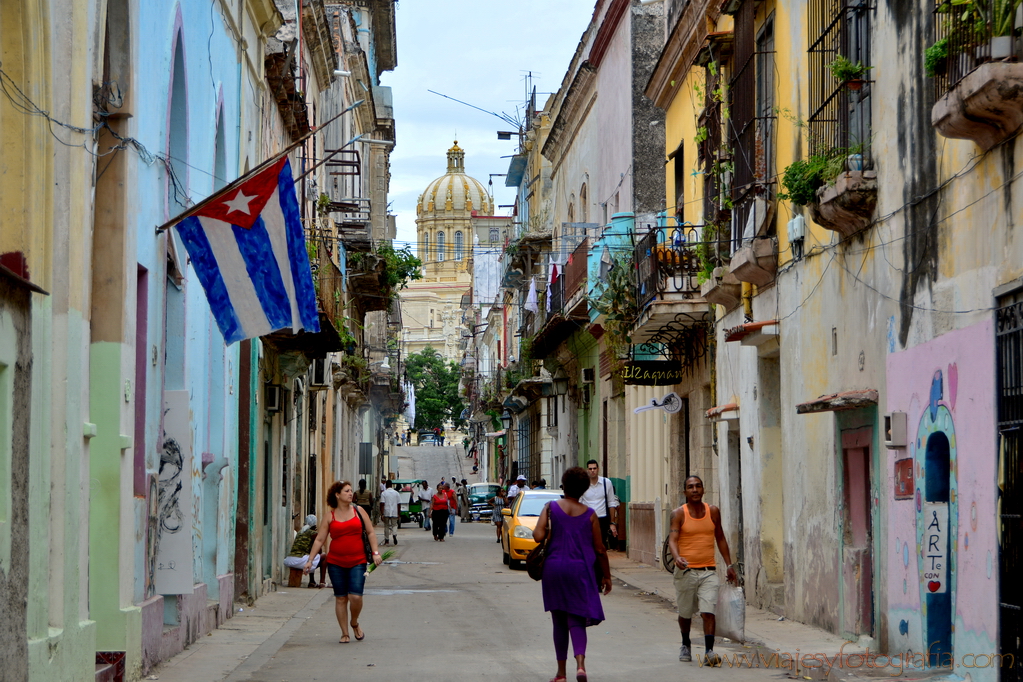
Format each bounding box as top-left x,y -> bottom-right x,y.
287,568 -> 304,587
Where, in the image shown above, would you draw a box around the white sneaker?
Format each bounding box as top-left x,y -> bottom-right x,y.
679,645 -> 692,662
705,650 -> 722,667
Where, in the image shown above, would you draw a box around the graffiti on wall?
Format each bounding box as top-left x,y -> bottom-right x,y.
885,320 -> 997,673
155,390 -> 194,595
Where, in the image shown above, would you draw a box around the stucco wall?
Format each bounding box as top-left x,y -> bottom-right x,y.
0,282 -> 32,682
885,320 -> 998,681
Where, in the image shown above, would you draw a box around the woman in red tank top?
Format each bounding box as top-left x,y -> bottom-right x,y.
305,480 -> 383,643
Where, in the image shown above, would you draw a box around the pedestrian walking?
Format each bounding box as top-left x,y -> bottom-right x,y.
532,467 -> 612,682
354,479 -> 374,522
431,483 -> 450,541
283,514 -> 326,588
579,460 -> 619,551
445,481 -> 458,535
304,481 -> 382,643
459,479 -> 471,522
667,475 -> 737,666
379,480 -> 400,546
489,488 -> 507,543
418,480 -> 434,531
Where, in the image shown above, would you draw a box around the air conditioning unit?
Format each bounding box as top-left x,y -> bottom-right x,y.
265,384 -> 283,413
310,358 -> 329,388
884,412 -> 908,448
580,367 -> 595,384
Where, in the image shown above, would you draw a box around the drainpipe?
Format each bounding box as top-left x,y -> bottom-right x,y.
741,282 -> 753,319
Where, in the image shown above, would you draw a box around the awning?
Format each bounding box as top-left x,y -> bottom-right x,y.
484,430 -> 506,438
796,389 -> 878,414
724,320 -> 778,344
706,402 -> 739,421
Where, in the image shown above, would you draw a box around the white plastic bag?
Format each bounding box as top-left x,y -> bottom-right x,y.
715,582 -> 745,643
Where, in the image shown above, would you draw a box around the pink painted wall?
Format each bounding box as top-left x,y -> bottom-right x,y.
885,319 -> 998,664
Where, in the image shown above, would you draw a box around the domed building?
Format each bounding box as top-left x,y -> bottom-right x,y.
400,142 -> 489,363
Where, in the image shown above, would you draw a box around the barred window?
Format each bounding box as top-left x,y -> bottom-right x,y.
807,0 -> 872,161
437,231 -> 446,262
455,231 -> 464,260
728,2 -> 776,249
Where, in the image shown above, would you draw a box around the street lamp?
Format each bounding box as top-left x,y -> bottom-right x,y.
552,368 -> 569,396
501,410 -> 512,431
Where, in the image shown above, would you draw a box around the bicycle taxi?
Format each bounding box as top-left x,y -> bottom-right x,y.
392,479 -> 426,527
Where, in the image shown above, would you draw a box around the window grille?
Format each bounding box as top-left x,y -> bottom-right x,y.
808,0 -> 873,161
699,62 -> 726,226
728,0 -> 771,249
437,231 -> 446,262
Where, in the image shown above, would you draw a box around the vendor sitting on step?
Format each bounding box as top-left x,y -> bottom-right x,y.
283,514 -> 327,588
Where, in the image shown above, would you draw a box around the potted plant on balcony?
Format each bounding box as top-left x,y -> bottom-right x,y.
588,254 -> 638,369
827,55 -> 873,90
925,37 -> 951,77
777,141 -> 877,238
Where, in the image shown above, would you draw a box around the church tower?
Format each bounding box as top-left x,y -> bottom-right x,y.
400,142 -> 491,362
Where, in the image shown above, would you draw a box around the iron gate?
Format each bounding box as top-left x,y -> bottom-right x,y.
996,298 -> 1023,681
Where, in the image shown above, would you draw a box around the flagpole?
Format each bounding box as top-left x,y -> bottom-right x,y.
154,104 -> 357,233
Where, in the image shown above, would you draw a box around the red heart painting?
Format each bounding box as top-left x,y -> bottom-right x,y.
928,581 -> 941,592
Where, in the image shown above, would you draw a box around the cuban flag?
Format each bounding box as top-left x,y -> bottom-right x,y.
174,157 -> 320,344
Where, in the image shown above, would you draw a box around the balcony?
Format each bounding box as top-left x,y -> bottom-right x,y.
729,237 -> 777,288
563,237 -> 589,315
529,275 -> 586,359
929,1 -> 1023,150
261,249 -> 346,356
809,170 -> 879,239
932,62 -> 1023,152
347,252 -> 390,313
630,228 -> 711,344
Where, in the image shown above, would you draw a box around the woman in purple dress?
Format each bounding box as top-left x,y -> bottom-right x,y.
533,467 -> 613,682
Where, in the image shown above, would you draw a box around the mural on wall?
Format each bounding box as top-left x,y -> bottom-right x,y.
155,390 -> 194,595
885,320 -> 997,680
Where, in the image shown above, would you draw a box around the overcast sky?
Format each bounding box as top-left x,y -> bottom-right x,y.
379,0 -> 598,255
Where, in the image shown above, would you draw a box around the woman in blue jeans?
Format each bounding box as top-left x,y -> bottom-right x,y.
306,481 -> 383,643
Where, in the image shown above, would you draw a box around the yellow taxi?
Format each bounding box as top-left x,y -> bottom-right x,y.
501,489 -> 563,569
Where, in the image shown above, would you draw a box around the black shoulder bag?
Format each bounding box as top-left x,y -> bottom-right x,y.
525,503 -> 552,581
355,508 -> 374,565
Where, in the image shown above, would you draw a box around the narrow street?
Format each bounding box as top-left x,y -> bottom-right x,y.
151,520 -> 798,682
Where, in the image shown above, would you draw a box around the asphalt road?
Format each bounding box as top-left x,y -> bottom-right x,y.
396,444 -> 474,490
234,520 -> 790,682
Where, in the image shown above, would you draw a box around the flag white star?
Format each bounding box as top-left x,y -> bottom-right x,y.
224,190 -> 255,215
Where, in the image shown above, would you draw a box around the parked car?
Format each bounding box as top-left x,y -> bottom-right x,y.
500,489 -> 562,569
468,482 -> 503,521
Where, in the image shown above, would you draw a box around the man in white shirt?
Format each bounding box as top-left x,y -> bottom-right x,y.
418,481 -> 434,532
580,459 -> 619,549
508,475 -> 528,505
379,480 -> 401,546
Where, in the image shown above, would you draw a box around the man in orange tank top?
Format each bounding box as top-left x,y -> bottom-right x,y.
667,475 -> 737,667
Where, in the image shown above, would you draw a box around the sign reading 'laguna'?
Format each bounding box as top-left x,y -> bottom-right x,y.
617,361 -> 685,385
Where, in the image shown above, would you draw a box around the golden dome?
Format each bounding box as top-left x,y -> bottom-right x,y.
416,141 -> 492,217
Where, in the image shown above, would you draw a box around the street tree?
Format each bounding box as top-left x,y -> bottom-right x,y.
405,346 -> 465,432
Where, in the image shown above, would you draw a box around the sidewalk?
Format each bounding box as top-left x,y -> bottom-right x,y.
145,585 -> 332,682
607,552 -> 947,682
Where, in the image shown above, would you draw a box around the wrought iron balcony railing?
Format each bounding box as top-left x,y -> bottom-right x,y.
635,226 -> 701,311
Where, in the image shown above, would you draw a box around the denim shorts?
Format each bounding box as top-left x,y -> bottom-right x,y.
326,562 -> 367,596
